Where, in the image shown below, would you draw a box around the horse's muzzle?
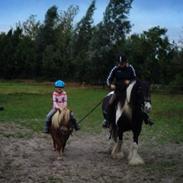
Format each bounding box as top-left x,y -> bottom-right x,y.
144,102 -> 152,113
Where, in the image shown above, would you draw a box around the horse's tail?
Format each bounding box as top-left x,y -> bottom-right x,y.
52,108 -> 70,129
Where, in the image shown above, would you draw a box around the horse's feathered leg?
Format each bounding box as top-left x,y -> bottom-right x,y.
128,121 -> 144,165
132,119 -> 143,144
128,142 -> 144,165
111,139 -> 122,159
111,128 -> 125,159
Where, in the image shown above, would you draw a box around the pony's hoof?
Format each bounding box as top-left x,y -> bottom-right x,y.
111,152 -> 124,159
111,153 -> 117,159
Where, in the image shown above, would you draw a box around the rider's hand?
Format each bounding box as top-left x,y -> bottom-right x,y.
110,84 -> 116,90
58,107 -> 63,112
124,80 -> 130,85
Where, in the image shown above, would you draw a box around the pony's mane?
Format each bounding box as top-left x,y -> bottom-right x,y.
52,108 -> 70,129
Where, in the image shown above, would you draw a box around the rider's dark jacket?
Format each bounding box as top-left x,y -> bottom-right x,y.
106,64 -> 136,87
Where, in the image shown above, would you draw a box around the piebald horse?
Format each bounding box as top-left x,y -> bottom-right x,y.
102,80 -> 152,165
50,108 -> 73,159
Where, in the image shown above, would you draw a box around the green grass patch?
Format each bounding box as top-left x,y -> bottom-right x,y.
48,176 -> 63,183
142,94 -> 183,144
0,131 -> 33,139
0,81 -> 183,143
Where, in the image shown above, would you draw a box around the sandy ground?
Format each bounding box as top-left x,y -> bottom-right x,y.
0,123 -> 183,183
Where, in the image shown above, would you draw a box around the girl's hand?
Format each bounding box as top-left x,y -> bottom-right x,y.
58,107 -> 63,112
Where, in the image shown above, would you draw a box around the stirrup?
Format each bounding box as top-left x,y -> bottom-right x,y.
144,119 -> 154,126
74,123 -> 80,131
43,130 -> 49,134
102,120 -> 109,128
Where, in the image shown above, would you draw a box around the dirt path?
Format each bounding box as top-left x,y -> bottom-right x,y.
0,123 -> 183,183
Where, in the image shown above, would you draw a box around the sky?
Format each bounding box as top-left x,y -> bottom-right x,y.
0,0 -> 183,43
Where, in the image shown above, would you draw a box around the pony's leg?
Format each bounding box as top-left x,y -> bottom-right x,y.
54,137 -> 64,160
51,133 -> 57,151
57,145 -> 64,160
53,139 -> 57,151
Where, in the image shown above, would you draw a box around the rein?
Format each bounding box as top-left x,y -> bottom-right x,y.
78,99 -> 103,124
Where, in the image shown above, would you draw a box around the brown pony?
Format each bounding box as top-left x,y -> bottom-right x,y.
50,108 -> 73,159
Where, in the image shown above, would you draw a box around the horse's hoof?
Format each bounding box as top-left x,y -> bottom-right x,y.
116,152 -> 125,159
57,156 -> 63,160
128,157 -> 144,165
128,152 -> 132,161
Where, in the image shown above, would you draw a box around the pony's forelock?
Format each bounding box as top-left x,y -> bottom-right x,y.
52,108 -> 70,128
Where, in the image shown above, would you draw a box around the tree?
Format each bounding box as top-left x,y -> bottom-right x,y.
72,0 -> 96,82
126,26 -> 175,84
35,6 -> 59,78
22,15 -> 40,40
42,5 -> 79,80
103,0 -> 133,45
87,0 -> 133,84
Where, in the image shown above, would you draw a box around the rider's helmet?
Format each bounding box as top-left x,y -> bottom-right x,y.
54,80 -> 65,88
117,52 -> 127,64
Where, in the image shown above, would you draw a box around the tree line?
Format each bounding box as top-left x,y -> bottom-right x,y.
0,0 -> 182,87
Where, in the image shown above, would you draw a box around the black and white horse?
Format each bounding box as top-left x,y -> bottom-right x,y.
102,80 -> 152,165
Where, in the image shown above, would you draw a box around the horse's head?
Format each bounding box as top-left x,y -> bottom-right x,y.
137,81 -> 152,113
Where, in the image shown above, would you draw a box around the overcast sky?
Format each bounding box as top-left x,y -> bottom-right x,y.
0,0 -> 182,42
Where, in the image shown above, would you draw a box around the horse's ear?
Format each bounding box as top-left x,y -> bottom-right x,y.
145,78 -> 152,85
147,81 -> 151,86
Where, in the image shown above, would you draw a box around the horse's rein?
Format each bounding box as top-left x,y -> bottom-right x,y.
77,99 -> 103,124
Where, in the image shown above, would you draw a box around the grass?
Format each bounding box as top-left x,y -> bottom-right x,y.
142,94 -> 183,144
0,80 -> 105,133
0,80 -> 183,144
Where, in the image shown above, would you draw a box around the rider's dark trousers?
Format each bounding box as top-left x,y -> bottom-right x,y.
44,109 -> 56,132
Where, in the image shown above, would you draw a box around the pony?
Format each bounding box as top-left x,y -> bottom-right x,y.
102,80 -> 152,165
49,108 -> 73,159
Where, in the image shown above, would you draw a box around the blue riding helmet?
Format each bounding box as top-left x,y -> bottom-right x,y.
54,80 -> 65,88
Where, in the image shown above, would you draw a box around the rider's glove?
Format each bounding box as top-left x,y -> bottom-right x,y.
124,80 -> 130,85
110,84 -> 116,90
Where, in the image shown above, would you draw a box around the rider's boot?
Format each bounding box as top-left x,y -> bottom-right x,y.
102,119 -> 110,128
143,112 -> 154,126
70,112 -> 80,131
43,120 -> 50,133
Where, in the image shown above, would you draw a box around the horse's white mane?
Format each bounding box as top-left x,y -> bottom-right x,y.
126,80 -> 136,103
116,81 -> 136,124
